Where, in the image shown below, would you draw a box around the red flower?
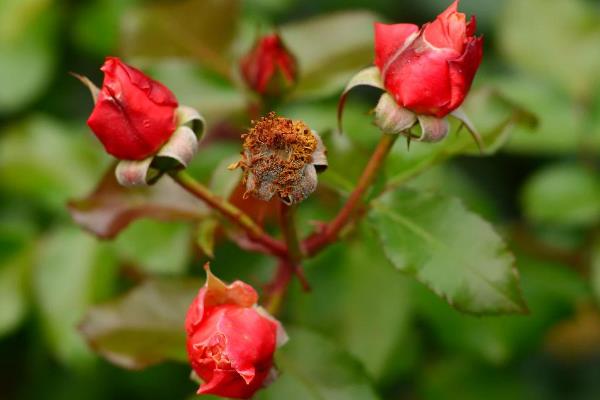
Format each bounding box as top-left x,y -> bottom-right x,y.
374,0 -> 483,118
87,57 -> 179,160
186,267 -> 285,399
240,33 -> 298,97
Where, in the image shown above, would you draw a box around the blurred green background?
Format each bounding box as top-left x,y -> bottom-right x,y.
1,0 -> 600,399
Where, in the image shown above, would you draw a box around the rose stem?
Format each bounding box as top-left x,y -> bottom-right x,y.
170,170 -> 287,258
265,203 -> 311,315
280,203 -> 311,287
303,133 -> 399,256
264,260 -> 293,315
279,203 -> 304,264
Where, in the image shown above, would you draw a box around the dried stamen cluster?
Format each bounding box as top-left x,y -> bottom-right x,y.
231,112 -> 326,205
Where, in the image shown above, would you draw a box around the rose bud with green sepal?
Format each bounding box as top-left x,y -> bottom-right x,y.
338,1 -> 483,147
76,57 -> 205,187
186,265 -> 287,399
87,57 -> 179,160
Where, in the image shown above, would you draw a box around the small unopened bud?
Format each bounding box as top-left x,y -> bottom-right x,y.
240,34 -> 298,98
232,112 -> 327,205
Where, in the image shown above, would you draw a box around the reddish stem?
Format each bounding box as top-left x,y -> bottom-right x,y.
279,203 -> 311,292
303,133 -> 398,256
170,170 -> 287,257
264,260 -> 294,315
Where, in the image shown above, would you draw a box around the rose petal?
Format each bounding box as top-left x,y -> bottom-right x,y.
189,306 -> 277,399
203,266 -> 259,310
423,0 -> 466,53
466,15 -> 477,36
447,36 -> 484,111
374,22 -> 419,70
88,57 -> 179,160
256,306 -> 289,348
383,35 -> 456,117
374,0 -> 482,118
217,308 -> 277,374
106,57 -> 178,107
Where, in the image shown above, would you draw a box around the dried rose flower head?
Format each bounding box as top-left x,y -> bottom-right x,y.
230,113 -> 327,205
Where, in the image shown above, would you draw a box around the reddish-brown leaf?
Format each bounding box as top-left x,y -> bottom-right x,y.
68,165 -> 207,239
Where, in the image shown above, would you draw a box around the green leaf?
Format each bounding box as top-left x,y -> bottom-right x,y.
487,75 -> 584,155
0,116 -> 108,210
120,0 -> 239,77
0,227 -> 33,338
196,218 -> 219,259
0,253 -> 29,338
419,357 -> 530,400
335,229 -> 416,381
79,279 -> 200,370
113,220 -> 193,276
370,189 -> 527,315
72,0 -> 136,56
405,164 -> 499,221
209,154 -> 243,199
0,0 -> 58,113
521,164 -> 600,228
586,87 -> 600,151
288,228 -> 416,382
187,142 -> 242,183
590,238 -> 600,304
415,253 -> 588,365
33,227 -> 119,366
278,98 -> 381,149
281,11 -> 379,99
255,328 -> 380,400
460,83 -> 538,155
242,0 -> 294,16
499,0 -> 600,99
149,61 -> 246,124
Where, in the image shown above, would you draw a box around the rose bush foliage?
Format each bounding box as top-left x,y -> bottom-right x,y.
4,0 -> 596,399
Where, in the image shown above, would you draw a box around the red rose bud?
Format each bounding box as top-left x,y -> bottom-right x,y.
240,33 -> 298,97
186,266 -> 286,399
374,0 -> 482,118
87,57 -> 179,160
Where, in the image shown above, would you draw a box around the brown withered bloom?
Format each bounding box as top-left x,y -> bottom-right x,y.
230,113 -> 327,205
